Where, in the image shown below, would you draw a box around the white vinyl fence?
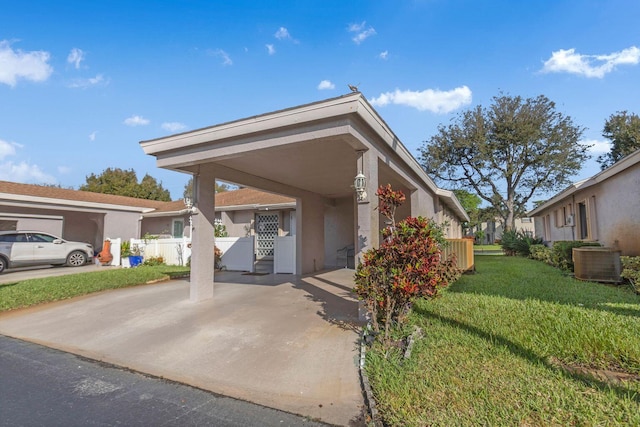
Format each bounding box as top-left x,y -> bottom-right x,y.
274,236 -> 295,273
130,237 -> 191,266
129,236 -> 255,271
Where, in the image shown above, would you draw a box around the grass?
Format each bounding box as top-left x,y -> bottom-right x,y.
473,244 -> 502,252
0,265 -> 190,312
365,256 -> 640,426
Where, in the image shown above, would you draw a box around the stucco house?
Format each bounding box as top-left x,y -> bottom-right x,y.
140,92 -> 470,302
527,148 -> 640,256
473,217 -> 535,244
0,180 -> 169,250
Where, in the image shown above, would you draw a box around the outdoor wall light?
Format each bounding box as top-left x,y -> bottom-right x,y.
354,171 -> 367,202
184,197 -> 193,209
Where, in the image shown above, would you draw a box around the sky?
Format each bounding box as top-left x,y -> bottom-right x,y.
1,0 -> 639,202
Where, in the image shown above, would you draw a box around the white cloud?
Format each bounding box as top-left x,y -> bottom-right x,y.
0,161 -> 56,184
582,138 -> 611,154
348,21 -> 376,45
161,122 -> 187,132
123,115 -> 150,126
0,138 -> 55,183
0,40 -> 53,87
379,50 -> 388,60
275,27 -> 291,40
67,48 -> 85,69
0,138 -> 17,160
369,86 -> 473,114
317,80 -> 335,90
266,44 -> 276,55
57,165 -> 71,174
68,74 -> 107,88
348,22 -> 366,32
88,131 -> 97,141
541,46 -> 640,78
211,49 -> 232,66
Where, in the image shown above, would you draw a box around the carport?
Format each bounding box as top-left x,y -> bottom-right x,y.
140,92 -> 468,302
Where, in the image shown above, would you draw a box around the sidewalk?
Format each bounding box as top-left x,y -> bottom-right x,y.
0,269 -> 366,426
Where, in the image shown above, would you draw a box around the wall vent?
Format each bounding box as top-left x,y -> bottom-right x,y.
573,247 -> 621,283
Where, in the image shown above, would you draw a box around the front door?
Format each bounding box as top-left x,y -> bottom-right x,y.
255,213 -> 279,260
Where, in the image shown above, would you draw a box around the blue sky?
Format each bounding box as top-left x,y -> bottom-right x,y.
1,0 -> 639,201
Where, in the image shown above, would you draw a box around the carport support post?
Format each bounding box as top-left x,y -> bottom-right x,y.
355,150 -> 379,321
190,170 -> 216,302
355,150 -> 379,264
295,194 -> 325,274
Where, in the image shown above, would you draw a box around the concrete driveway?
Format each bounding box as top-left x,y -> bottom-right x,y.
0,269 -> 366,426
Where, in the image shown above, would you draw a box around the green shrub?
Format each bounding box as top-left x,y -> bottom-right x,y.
622,256 -> 640,293
143,256 -> 165,266
500,229 -> 544,257
529,244 -> 552,264
551,241 -> 601,271
354,185 -> 460,350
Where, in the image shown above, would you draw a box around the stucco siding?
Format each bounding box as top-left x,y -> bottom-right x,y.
324,196 -> 355,268
104,211 -> 141,244
532,163 -> 640,256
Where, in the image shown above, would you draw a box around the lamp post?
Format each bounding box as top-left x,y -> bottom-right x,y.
354,171 -> 367,203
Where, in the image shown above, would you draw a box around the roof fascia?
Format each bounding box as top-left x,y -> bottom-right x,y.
528,149 -> 640,217
0,193 -> 157,213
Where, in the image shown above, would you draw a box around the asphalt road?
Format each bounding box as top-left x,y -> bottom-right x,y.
0,335 -> 329,427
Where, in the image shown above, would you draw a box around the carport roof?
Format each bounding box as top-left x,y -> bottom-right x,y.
140,92 -> 469,222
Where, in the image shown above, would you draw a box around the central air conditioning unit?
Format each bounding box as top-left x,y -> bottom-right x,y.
565,214 -> 575,227
573,247 -> 622,283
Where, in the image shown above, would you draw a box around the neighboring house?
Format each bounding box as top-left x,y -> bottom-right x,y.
473,217 -> 535,244
0,181 -> 169,250
527,148 -> 640,256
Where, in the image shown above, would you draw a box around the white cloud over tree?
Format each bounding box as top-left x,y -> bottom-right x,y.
541,46 -> 640,78
370,86 -> 473,114
582,138 -> 611,154
0,40 -> 53,87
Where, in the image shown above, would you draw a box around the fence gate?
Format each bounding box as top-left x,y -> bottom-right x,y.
255,213 -> 279,259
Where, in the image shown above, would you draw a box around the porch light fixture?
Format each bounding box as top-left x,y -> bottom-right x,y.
354,171 -> 367,202
184,197 -> 193,209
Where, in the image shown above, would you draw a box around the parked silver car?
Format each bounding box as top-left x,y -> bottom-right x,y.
0,231 -> 94,274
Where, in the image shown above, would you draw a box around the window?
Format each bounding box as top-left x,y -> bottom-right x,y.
172,219 -> 184,238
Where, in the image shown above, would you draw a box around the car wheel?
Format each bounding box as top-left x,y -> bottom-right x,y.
0,256 -> 6,274
66,251 -> 87,267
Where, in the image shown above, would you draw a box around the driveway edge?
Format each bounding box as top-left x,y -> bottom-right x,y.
359,328 -> 383,427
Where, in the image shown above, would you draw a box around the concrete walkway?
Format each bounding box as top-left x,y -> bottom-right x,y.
0,269 -> 366,426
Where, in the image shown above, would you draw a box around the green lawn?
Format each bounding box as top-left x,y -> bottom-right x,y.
365,256 -> 640,426
0,265 -> 190,312
473,244 -> 502,252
